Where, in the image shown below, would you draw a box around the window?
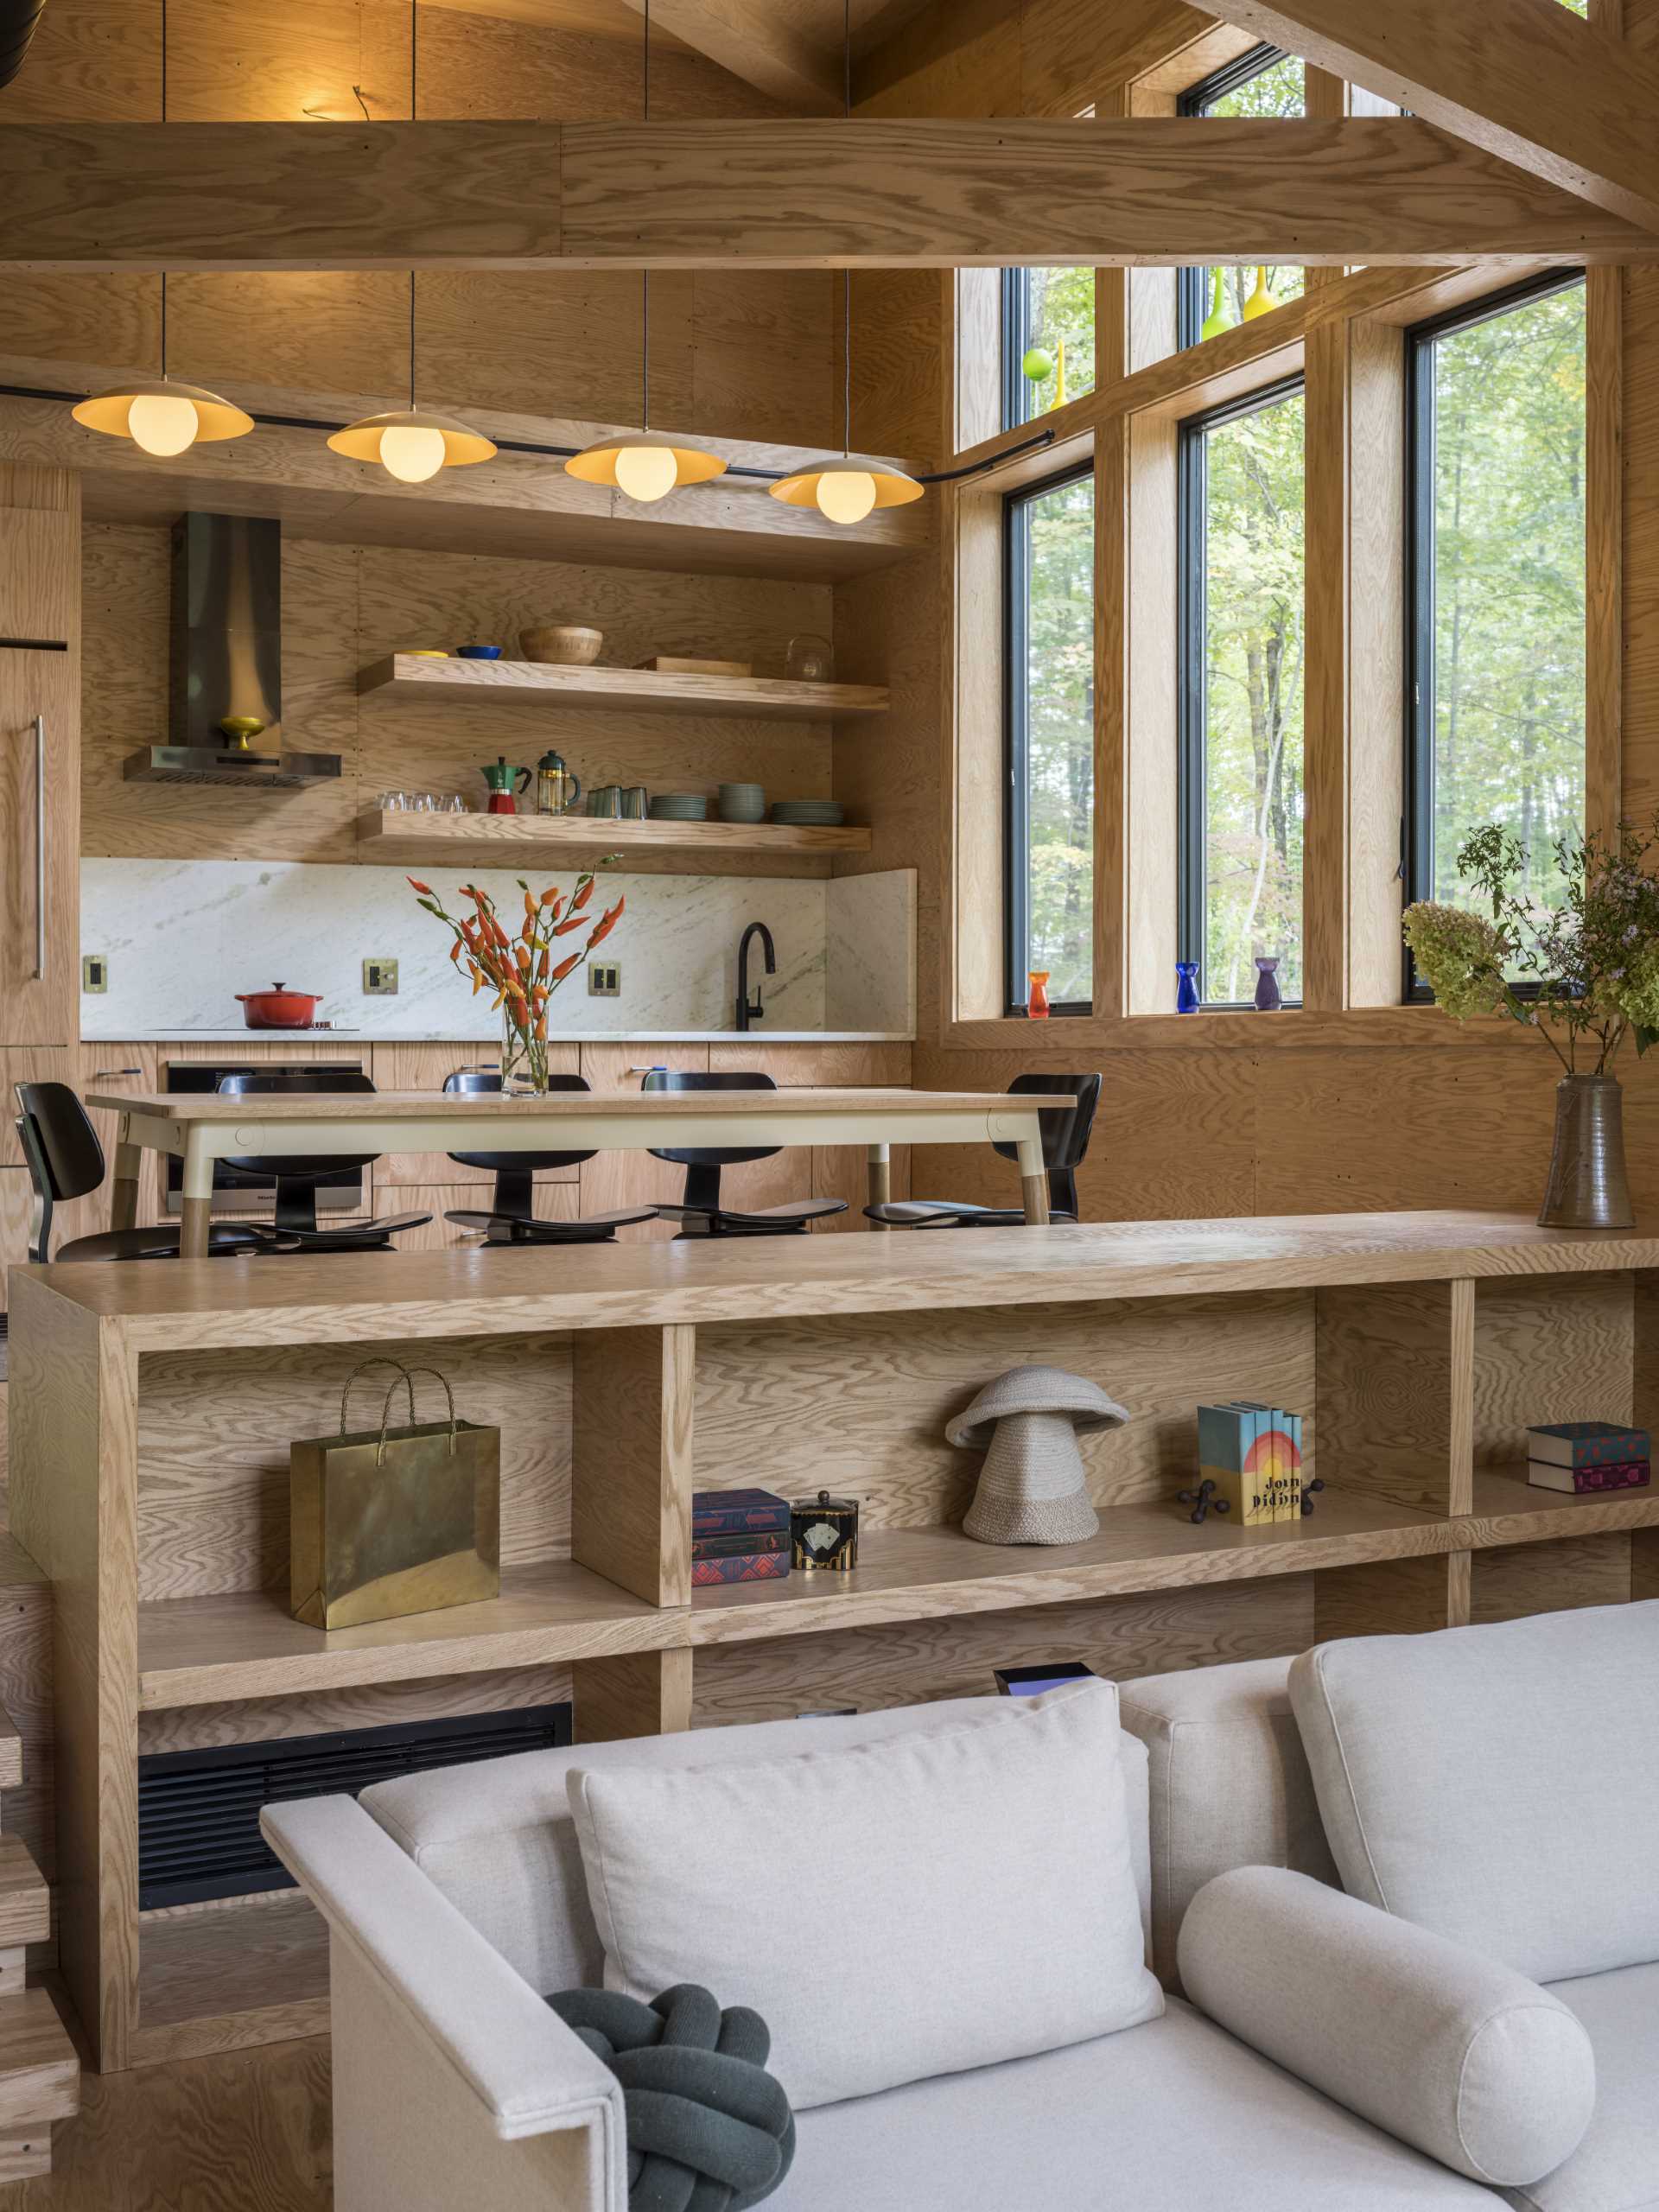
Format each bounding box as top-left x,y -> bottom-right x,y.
1406,274 -> 1586,966
1178,47 -> 1306,350
1001,269 -> 1097,430
1005,464 -> 1096,1013
1179,379 -> 1306,1007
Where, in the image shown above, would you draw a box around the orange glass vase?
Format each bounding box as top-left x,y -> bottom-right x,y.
1027,970 -> 1051,1020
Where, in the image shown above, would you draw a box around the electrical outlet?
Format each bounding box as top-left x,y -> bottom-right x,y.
363,958 -> 399,996
588,963 -> 621,998
82,953 -> 109,994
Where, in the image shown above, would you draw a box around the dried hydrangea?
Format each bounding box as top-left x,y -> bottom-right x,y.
1608,938 -> 1659,1035
1402,902 -> 1512,1021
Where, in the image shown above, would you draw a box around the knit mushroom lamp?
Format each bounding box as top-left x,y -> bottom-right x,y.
946,1366 -> 1130,1546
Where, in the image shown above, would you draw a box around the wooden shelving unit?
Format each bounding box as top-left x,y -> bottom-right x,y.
359,652 -> 889,721
356,806 -> 871,864
13,1211 -> 1659,2074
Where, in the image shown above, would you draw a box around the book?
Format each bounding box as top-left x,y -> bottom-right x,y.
1526,1458 -> 1649,1495
1526,1422 -> 1650,1471
691,1487 -> 791,1540
690,1550 -> 791,1587
1197,1402 -> 1306,1525
691,1528 -> 790,1562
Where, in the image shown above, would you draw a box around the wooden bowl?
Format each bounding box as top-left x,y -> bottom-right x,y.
520,625 -> 604,666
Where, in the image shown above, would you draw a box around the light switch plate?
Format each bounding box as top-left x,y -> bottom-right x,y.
82,953 -> 109,994
363,958 -> 399,996
589,963 -> 621,997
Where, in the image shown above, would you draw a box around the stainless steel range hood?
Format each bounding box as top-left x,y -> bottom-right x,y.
123,512 -> 342,789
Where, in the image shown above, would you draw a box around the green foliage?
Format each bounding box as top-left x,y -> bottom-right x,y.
1020,472 -> 1095,1001
1198,388 -> 1306,1003
1192,54 -> 1307,343
1423,284 -> 1586,934
1011,267 -> 1096,426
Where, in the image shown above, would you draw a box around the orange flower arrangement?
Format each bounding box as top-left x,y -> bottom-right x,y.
408,867 -> 625,1092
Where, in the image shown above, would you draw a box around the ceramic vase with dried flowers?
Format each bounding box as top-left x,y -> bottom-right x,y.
1403,820 -> 1659,1228
408,867 -> 624,1093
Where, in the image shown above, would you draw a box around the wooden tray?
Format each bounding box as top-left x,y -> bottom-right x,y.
637,654 -> 753,677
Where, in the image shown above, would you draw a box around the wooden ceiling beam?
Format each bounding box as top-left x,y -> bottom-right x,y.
1216,0 -> 1659,232
0,118 -> 1652,270
610,0 -> 845,112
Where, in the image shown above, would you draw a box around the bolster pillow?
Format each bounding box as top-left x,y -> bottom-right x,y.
1177,1866 -> 1595,2187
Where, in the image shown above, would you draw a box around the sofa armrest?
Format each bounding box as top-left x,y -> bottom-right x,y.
264,1795 -> 626,2210
1178,1866 -> 1594,2188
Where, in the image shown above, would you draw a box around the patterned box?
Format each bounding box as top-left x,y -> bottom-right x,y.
691,1488 -> 791,1541
690,1550 -> 791,1587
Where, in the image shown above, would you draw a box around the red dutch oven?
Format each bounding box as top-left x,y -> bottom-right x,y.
236,982 -> 322,1030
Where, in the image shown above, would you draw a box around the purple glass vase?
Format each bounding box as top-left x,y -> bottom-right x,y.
1253,957 -> 1282,1012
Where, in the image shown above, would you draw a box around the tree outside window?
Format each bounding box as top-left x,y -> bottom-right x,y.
1179,49 -> 1306,348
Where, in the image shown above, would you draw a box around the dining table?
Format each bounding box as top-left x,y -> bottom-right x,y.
86,1085 -> 1078,1255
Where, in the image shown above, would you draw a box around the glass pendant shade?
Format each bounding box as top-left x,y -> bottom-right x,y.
769,454 -> 923,523
72,378 -> 253,453
327,409 -> 497,480
566,430 -> 728,502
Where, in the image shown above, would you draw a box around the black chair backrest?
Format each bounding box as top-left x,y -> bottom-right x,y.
216,1068 -> 379,1181
642,1069 -> 779,1167
442,1068 -> 595,1173
14,1082 -> 105,1203
989,1072 -> 1101,1174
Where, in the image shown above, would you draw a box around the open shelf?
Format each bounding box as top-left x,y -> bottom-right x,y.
356,806 -> 871,865
359,652 -> 889,721
136,1893 -> 330,2063
1464,1462 -> 1659,1546
137,1560 -> 674,1711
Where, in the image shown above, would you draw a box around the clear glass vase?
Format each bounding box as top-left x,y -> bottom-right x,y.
501,1007 -> 550,1095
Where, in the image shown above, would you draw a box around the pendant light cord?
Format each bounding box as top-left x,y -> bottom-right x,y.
410,2 -> 418,412
640,0 -> 651,434
842,0 -> 851,459
158,0 -> 168,379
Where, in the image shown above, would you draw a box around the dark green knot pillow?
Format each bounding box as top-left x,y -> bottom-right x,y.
548,1982 -> 796,2212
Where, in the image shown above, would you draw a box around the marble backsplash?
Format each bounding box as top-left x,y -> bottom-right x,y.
80,859 -> 916,1040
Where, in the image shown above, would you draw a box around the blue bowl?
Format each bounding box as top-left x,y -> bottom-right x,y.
456,645 -> 504,660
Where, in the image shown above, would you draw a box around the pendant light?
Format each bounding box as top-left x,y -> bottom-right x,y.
769,2 -> 921,526
327,5 -> 497,484
71,3 -> 252,455
566,0 -> 725,503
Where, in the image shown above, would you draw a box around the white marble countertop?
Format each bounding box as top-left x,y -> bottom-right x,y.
81,1029 -> 915,1046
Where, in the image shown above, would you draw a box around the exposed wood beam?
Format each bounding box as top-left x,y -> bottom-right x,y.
0,118 -> 1652,271
611,0 -> 844,112
1216,0 -> 1659,233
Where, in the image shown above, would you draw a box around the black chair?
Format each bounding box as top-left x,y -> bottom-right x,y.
440,1069 -> 657,1245
643,1070 -> 848,1238
215,1071 -> 431,1253
864,1072 -> 1101,1229
13,1082 -> 264,1263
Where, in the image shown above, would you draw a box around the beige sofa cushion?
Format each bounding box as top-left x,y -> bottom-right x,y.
362,1694 -> 1153,2000
1290,1599 -> 1659,1983
566,1679 -> 1163,2110
1119,1656 -> 1338,1986
1509,1961 -> 1659,2212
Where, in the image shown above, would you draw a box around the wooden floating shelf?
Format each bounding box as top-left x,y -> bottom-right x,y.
359,653 -> 889,721
356,806 -> 872,862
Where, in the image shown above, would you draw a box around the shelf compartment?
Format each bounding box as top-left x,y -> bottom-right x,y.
356,807 -> 871,864
137,1560 -> 677,1712
359,653 -> 888,721
1461,1463 -> 1659,1548
135,1892 -> 330,2065
688,1488 -> 1454,1646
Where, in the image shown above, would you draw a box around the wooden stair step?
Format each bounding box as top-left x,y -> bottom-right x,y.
0,1986 -> 79,2134
0,1836 -> 49,1951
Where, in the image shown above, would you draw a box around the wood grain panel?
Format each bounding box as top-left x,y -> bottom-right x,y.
696,1289 -> 1315,1522
573,1648 -> 694,1740
139,1893 -> 327,2034
1313,1554 -> 1461,1641
1470,1534 -> 1633,1624
134,1332 -> 573,1600
691,1577 -> 1313,1725
136,1661 -> 575,1756
1472,1271 -> 1634,1466
570,1324 -> 693,1607
1317,1278 -> 1471,1515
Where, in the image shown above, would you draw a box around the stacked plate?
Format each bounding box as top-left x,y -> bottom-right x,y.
772,798 -> 845,827
650,792 -> 709,822
719,782 -> 767,823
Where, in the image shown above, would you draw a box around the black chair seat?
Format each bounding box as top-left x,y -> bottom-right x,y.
656,1198 -> 847,1236
54,1223 -> 270,1263
864,1200 -> 1080,1229
444,1206 -> 658,1246
238,1211 -> 433,1255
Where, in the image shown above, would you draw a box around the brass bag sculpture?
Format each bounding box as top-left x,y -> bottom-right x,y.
291,1359 -> 501,1630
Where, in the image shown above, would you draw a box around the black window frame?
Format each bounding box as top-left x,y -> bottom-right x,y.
1177,372 -> 1308,1009
1001,269 -> 1035,433
1402,266 -> 1586,1001
1176,43 -> 1293,351
1003,458 -> 1096,1018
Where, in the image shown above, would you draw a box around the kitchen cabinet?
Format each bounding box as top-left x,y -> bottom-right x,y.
0,471 -> 79,1051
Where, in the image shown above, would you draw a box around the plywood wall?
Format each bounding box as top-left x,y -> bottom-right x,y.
0,0 -> 841,448
83,522 -> 841,874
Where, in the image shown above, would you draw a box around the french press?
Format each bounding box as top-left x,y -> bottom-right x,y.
536,749 -> 582,817
481,757 -> 531,815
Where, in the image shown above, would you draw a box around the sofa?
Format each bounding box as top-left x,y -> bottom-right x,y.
263,1599 -> 1659,2212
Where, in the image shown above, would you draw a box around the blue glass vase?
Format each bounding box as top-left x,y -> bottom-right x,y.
1253,957 -> 1282,1012
1176,961 -> 1200,1014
